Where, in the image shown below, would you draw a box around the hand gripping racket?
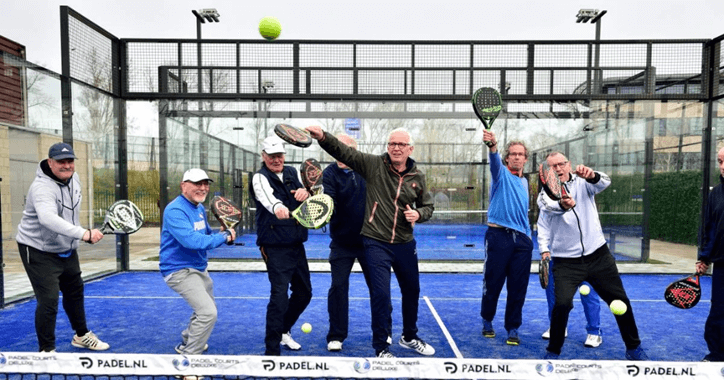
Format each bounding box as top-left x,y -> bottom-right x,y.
291,194 -> 334,229
99,200 -> 144,235
539,162 -> 567,201
664,273 -> 702,309
471,87 -> 503,147
300,158 -> 323,195
274,123 -> 313,148
210,196 -> 242,230
539,257 -> 550,289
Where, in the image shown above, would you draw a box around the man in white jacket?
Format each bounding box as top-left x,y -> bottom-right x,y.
16,142 -> 109,353
537,151 -> 648,361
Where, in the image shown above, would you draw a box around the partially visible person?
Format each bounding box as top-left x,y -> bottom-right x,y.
16,142 -> 109,352
480,130 -> 533,346
697,146 -> 724,362
160,168 -> 235,355
323,133 -> 391,352
537,151 -> 648,360
306,125 -> 435,358
252,135 -> 313,356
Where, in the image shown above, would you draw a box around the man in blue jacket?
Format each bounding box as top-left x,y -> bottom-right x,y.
324,134 -> 391,352
480,130 -> 533,346
160,168 -> 236,355
252,135 -> 312,356
697,146 -> 724,362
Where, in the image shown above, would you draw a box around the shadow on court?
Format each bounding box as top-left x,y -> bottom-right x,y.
0,272 -> 710,361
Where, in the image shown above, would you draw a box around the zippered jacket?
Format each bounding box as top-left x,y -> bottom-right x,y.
537,171 -> 610,258
16,160 -> 86,253
700,175 -> 724,263
319,132 -> 434,244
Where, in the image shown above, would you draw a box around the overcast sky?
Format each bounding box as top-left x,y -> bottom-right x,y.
3,0 -> 724,73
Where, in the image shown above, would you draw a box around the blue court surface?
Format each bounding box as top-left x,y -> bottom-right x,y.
214,225 -> 640,262
0,271 -> 710,361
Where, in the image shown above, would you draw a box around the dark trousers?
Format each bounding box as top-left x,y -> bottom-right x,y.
327,242 -> 371,343
18,243 -> 88,352
260,244 -> 312,355
363,237 -> 420,352
705,263 -> 724,361
547,244 -> 641,355
481,227 -> 533,331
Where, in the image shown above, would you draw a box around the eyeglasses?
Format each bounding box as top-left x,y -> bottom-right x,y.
387,142 -> 410,149
550,161 -> 568,169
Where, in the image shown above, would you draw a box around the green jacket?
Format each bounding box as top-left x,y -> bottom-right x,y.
319,132 -> 434,244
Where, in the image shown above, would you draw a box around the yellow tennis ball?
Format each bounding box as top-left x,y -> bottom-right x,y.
259,17 -> 282,41
301,322 -> 312,334
610,300 -> 627,315
579,284 -> 591,296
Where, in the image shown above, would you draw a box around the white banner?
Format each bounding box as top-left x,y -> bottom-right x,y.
0,352 -> 722,379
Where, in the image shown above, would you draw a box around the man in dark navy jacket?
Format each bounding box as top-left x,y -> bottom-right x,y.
252,135 -> 312,356
698,146 -> 724,362
324,134 -> 391,352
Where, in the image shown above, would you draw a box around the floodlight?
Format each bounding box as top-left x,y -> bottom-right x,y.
192,8 -> 220,24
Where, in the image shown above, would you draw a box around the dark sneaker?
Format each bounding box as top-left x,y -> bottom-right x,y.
544,350 -> 560,360
482,320 -> 495,338
625,346 -> 649,361
506,329 -> 520,346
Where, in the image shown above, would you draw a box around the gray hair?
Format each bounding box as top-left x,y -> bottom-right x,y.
502,140 -> 530,164
387,128 -> 414,147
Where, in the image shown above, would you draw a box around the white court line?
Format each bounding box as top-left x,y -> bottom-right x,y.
423,295 -> 463,359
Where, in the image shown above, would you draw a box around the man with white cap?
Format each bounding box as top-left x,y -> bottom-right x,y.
160,168 -> 236,354
17,142 -> 109,352
252,135 -> 312,356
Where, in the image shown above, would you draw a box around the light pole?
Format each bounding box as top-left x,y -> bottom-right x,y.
576,9 -> 607,94
262,81 -> 275,139
191,9 -> 220,172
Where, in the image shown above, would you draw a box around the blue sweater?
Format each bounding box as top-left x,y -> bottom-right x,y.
487,151 -> 531,236
159,195 -> 228,277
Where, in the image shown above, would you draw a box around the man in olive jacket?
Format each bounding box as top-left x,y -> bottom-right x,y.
306,126 -> 435,358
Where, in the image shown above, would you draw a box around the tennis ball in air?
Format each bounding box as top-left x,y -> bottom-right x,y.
610,300 -> 627,315
579,284 -> 591,296
301,322 -> 312,334
259,17 -> 282,41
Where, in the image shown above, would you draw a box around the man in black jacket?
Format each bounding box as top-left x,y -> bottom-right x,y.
251,135 -> 312,356
698,146 -> 724,362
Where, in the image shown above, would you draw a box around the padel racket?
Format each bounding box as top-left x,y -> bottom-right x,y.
539,257 -> 550,289
539,162 -> 567,201
664,273 -> 701,309
300,158 -> 323,195
291,194 -> 334,229
210,196 -> 242,230
471,87 -> 503,147
99,200 -> 144,235
274,123 -> 313,148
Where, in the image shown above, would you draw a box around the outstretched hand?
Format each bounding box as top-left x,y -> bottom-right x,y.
305,126 -> 324,140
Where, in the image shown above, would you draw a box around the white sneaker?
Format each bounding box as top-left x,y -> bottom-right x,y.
584,334 -> 603,348
399,337 -> 435,356
541,328 -> 567,340
175,343 -> 209,354
327,340 -> 342,351
281,333 -> 301,350
71,331 -> 109,351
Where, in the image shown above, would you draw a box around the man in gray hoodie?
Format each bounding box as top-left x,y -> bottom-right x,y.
16,142 -> 109,353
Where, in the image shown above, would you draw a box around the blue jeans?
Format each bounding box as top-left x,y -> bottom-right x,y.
546,260 -> 601,335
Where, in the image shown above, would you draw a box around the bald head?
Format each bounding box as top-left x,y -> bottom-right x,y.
336,133 -> 357,169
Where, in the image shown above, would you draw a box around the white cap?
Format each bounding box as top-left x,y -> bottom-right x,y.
262,135 -> 286,154
183,168 -> 213,183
